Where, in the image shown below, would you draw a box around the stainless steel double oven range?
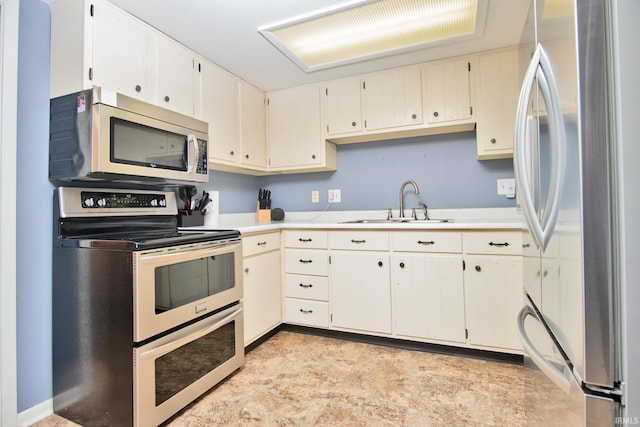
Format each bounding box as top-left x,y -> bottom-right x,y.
52,186 -> 244,426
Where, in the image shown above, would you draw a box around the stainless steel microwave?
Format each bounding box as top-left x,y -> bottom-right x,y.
49,87 -> 209,184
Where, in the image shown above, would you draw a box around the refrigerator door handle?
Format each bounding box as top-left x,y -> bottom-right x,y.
514,44 -> 566,250
517,305 -> 572,394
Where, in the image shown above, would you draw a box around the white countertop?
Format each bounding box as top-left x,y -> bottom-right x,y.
181,208 -> 524,235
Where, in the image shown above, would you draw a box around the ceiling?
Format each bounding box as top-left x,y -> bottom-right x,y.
103,0 -> 530,92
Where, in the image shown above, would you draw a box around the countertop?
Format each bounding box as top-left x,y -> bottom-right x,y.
180,208 -> 524,235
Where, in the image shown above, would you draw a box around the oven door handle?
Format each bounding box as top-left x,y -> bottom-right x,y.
139,307 -> 241,360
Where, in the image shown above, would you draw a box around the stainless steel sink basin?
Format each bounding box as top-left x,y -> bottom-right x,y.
340,218 -> 452,224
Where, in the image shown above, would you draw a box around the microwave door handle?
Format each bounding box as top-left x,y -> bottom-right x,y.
517,305 -> 572,394
186,134 -> 198,173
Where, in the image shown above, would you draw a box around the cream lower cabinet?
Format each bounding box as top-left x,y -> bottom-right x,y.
242,232 -> 282,346
463,231 -> 523,351
390,231 -> 465,343
283,231 -> 330,328
329,231 -> 391,334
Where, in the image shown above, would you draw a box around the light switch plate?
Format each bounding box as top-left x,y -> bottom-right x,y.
328,189 -> 341,203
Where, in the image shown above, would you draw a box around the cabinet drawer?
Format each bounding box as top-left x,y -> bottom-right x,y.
392,231 -> 462,253
463,232 -> 522,255
284,250 -> 329,276
242,232 -> 281,257
283,230 -> 328,249
285,298 -> 329,328
329,231 -> 389,251
285,274 -> 329,301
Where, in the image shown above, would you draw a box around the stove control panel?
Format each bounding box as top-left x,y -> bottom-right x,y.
57,187 -> 178,218
81,191 -> 167,209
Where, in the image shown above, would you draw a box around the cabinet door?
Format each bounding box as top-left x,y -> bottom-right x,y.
422,58 -> 471,124
324,77 -> 362,135
156,34 -> 198,116
362,67 -> 423,131
464,255 -> 523,350
239,81 -> 267,168
202,63 -> 240,164
475,48 -> 520,159
92,0 -> 156,103
391,254 -> 465,343
330,252 -> 391,334
243,250 -> 282,345
267,85 -> 324,169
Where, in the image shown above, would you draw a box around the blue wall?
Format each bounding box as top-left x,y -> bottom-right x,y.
258,132 -> 515,213
17,0 -> 513,413
17,0 -> 54,412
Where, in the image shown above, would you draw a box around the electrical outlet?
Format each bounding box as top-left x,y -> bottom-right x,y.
497,178 -> 516,198
328,189 -> 341,203
311,190 -> 319,203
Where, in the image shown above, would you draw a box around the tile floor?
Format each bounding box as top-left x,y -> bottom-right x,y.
32,330 -> 527,426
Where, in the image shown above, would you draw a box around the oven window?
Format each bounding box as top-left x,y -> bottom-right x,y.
155,253 -> 235,313
111,117 -> 187,171
155,321 -> 236,406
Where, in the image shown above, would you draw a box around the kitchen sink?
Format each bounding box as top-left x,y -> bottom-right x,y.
340,218 -> 453,224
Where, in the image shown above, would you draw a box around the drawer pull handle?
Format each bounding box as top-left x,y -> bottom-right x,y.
299,308 -> 314,314
299,238 -> 313,242
257,241 -> 267,246
299,259 -> 313,264
299,283 -> 313,288
417,240 -> 435,245
351,239 -> 366,244
489,242 -> 510,247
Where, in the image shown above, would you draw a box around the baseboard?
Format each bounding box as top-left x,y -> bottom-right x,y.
17,398 -> 52,427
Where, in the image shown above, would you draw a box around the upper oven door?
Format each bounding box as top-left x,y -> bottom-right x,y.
133,239 -> 242,342
94,102 -> 209,183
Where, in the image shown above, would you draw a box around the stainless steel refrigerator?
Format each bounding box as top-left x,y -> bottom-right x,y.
513,0 -> 630,425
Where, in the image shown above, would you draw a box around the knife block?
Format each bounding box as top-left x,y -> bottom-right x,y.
256,201 -> 271,224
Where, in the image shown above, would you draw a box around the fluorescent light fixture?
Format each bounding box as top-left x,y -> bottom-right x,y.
259,0 -> 487,72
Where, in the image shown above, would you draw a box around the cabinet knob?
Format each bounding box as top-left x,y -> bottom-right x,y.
245,154 -> 250,159
378,261 -> 383,267
164,95 -> 170,102
399,262 -> 405,269
433,111 -> 439,117
312,154 -> 316,159
490,138 -> 497,144
352,121 -> 357,127
230,150 -> 235,156
244,268 -> 249,273
475,265 -> 482,272
135,84 -> 142,93
411,114 -> 417,119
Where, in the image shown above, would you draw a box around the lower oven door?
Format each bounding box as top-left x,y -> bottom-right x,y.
133,303 -> 244,427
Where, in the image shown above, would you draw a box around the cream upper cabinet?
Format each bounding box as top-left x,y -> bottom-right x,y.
239,81 -> 267,169
422,57 -> 472,125
361,66 -> 423,131
156,34 -> 201,117
267,85 -> 336,172
475,47 -> 521,160
51,0 -> 199,117
323,77 -> 363,135
90,0 -> 156,103
203,63 -> 240,165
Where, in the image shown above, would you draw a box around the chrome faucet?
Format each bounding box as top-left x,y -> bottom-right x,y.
399,180 -> 420,218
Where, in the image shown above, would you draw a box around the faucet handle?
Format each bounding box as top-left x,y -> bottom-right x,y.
418,202 -> 429,220
411,208 -> 418,220
385,208 -> 393,220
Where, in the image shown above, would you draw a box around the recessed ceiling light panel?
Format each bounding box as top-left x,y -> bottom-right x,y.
259,0 -> 487,72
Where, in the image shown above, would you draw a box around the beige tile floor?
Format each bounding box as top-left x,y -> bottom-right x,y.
32,330 -> 526,426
